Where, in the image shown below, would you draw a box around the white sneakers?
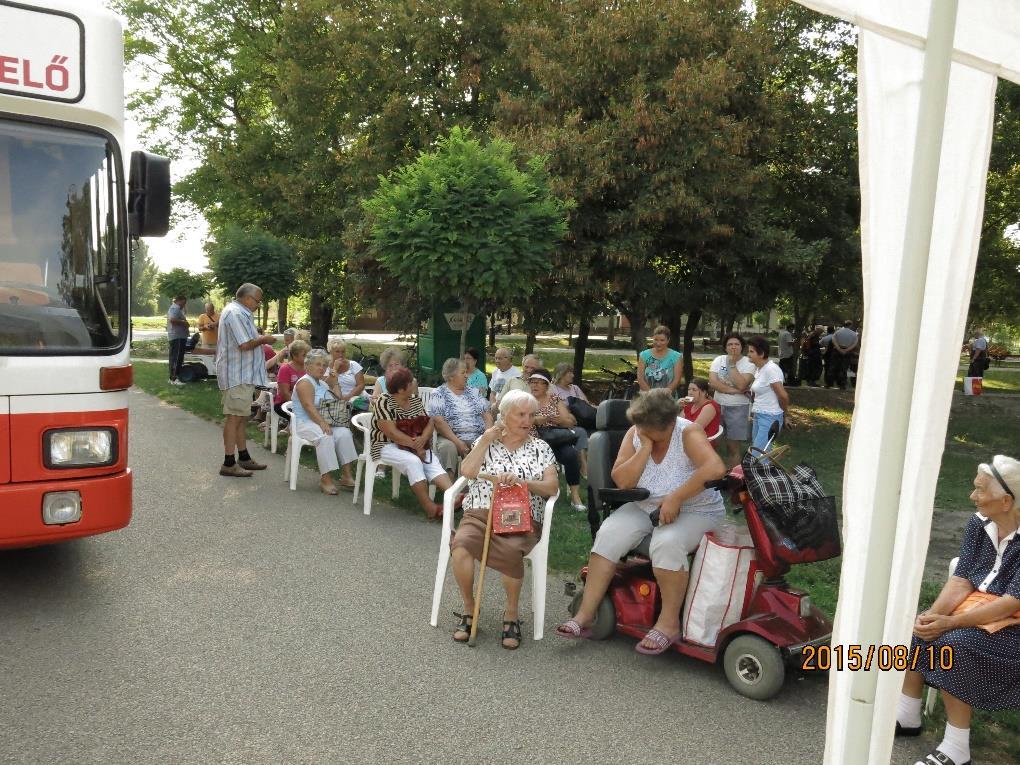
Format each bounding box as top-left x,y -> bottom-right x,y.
169,379 -> 186,386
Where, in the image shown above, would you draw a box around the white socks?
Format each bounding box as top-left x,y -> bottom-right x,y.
897,692 -> 922,728
936,722 -> 971,765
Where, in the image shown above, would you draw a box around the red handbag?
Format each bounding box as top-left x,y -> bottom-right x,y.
491,482 -> 533,536
394,415 -> 431,462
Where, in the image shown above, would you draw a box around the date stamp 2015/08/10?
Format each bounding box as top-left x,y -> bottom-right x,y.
801,644 -> 954,672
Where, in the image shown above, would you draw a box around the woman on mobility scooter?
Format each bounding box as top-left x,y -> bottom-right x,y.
556,389 -> 726,653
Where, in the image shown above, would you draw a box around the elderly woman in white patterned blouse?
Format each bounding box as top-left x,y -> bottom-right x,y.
428,357 -> 493,476
556,389 -> 726,654
450,390 -> 559,650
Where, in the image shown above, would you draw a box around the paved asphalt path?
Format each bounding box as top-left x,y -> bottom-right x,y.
0,390 -> 931,764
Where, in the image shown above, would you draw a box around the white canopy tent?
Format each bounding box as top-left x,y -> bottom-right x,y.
786,1 -> 1020,763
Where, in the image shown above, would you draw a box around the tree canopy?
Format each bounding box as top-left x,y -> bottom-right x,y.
363,127 -> 570,352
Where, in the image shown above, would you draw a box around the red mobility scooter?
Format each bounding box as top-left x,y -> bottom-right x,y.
566,400 -> 840,700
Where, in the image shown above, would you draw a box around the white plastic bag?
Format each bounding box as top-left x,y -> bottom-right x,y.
682,529 -> 757,648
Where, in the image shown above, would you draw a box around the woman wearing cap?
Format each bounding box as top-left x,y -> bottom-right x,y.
552,362 -> 591,479
527,367 -> 586,511
895,456 -> 1020,765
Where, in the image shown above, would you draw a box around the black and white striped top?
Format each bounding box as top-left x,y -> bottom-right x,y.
369,393 -> 428,461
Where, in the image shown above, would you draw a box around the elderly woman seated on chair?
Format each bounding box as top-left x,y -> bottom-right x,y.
556,389 -> 726,654
371,347 -> 417,399
428,357 -> 493,476
895,455 -> 1020,765
292,349 -> 358,495
451,389 -> 559,649
369,366 -> 452,518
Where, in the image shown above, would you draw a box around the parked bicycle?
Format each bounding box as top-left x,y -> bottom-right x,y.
349,342 -> 384,378
600,362 -> 639,400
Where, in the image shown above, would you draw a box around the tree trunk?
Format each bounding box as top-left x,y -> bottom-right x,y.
664,313 -> 683,353
723,314 -> 735,337
606,314 -> 616,342
309,290 -> 332,347
568,323 -> 573,343
573,315 -> 590,384
277,296 -> 289,333
626,310 -> 646,353
682,308 -> 702,384
524,328 -> 536,356
488,312 -> 497,348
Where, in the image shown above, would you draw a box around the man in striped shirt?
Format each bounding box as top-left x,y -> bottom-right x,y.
215,283 -> 276,477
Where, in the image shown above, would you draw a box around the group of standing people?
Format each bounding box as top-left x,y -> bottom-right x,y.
795,321 -> 861,389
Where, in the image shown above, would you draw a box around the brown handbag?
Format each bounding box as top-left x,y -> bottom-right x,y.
394,415 -> 431,463
491,482 -> 533,536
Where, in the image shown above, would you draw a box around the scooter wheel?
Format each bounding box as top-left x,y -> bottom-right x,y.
722,635 -> 785,700
567,591 -> 616,641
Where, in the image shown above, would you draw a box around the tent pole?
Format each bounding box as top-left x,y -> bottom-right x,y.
830,2 -> 960,764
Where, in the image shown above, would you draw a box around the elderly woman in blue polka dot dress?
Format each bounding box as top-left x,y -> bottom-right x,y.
895,455 -> 1020,765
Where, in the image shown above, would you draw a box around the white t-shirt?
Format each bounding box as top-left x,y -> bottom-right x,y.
710,355 -> 755,407
329,359 -> 363,396
489,365 -> 521,399
751,360 -> 785,414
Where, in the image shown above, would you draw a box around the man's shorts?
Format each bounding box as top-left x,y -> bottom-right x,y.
222,384 -> 256,416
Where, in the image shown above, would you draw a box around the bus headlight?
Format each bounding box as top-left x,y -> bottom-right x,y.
42,492 -> 82,525
44,429 -> 116,468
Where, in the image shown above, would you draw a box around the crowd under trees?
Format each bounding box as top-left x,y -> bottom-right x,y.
118,0 -> 1020,377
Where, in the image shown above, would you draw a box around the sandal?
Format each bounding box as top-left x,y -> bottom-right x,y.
634,627 -> 680,655
555,619 -> 593,640
319,483 -> 339,496
501,619 -> 522,650
453,612 -> 473,643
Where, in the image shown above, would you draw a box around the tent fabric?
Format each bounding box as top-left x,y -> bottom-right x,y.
788,1 -> 1017,762
824,28 -> 998,763
794,1 -> 1020,85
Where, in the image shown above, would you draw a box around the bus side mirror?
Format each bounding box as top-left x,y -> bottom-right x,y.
128,151 -> 171,237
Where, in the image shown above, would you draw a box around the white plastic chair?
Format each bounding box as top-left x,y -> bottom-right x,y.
280,401 -> 313,491
429,476 -> 558,640
351,412 -> 434,514
708,423 -> 725,443
263,382 -> 281,454
924,556 -> 959,716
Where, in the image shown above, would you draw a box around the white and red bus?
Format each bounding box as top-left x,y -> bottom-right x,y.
0,0 -> 169,547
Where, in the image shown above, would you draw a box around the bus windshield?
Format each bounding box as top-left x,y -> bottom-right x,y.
0,119 -> 126,354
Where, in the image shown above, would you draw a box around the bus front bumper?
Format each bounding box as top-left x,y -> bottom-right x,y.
0,469 -> 132,549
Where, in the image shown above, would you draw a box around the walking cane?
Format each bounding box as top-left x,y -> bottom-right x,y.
468,474 -> 497,647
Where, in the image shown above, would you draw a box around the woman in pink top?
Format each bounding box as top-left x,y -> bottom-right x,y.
273,340 -> 310,423
681,378 -> 722,440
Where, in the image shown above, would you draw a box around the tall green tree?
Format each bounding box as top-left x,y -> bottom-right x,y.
207,227 -> 299,328
156,267 -> 213,300
363,128 -> 570,354
130,240 -> 160,315
498,0 -> 809,379
969,80 -> 1020,327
